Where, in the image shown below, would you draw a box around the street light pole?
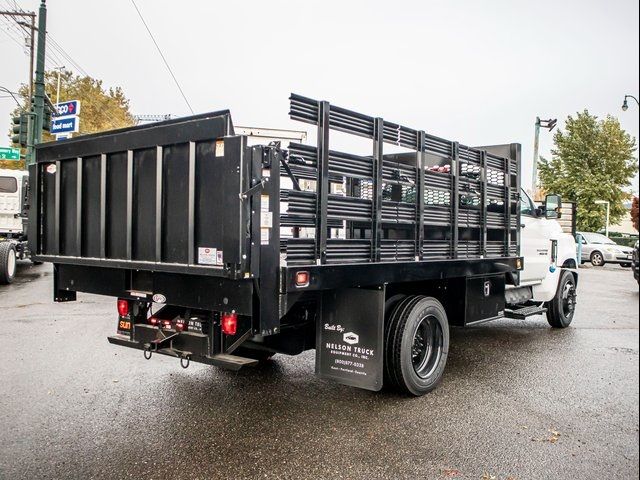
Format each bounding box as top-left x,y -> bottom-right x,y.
531,117 -> 557,194
621,94 -> 639,111
54,66 -> 65,105
595,200 -> 610,237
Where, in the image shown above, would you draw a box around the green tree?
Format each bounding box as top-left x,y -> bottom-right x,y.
2,69 -> 135,170
538,110 -> 638,232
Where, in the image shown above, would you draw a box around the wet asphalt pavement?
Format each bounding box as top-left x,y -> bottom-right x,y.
0,263 -> 638,480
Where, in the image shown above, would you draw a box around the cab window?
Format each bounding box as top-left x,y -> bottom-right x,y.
520,189 -> 536,216
0,176 -> 18,194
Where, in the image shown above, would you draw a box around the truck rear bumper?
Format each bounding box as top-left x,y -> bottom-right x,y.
108,328 -> 257,370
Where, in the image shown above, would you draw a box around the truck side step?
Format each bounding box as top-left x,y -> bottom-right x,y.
206,354 -> 259,371
504,305 -> 547,319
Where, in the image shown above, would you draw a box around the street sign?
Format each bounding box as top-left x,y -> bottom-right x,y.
0,147 -> 21,160
51,116 -> 80,135
54,100 -> 80,118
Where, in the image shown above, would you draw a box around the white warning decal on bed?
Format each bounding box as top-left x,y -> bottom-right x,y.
261,228 -> 270,245
215,140 -> 224,157
198,247 -> 217,265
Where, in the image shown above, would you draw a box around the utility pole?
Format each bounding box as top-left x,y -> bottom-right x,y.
531,117 -> 557,195
30,0 -> 47,162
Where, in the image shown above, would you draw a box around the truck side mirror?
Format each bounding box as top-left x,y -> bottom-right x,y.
545,194 -> 562,219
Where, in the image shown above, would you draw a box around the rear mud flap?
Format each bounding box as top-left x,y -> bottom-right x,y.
316,287 -> 385,391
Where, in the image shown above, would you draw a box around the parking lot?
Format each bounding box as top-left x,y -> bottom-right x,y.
0,262 -> 638,480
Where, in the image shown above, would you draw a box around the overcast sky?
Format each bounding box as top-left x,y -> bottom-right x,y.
1,0 -> 638,192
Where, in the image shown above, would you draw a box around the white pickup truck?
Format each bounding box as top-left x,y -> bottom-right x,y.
0,168 -> 35,284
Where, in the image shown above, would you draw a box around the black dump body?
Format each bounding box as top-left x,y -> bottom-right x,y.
30,95 -> 521,367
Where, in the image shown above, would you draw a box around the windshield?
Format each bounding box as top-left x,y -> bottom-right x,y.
582,233 -> 616,245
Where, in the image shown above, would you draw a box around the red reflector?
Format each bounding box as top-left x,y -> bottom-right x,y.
221,312 -> 237,335
149,317 -> 158,326
162,319 -> 172,329
295,271 -> 309,287
117,299 -> 130,317
176,320 -> 187,331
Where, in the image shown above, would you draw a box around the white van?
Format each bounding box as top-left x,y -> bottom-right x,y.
0,168 -> 30,283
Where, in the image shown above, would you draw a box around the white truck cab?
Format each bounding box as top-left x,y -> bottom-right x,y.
506,189 -> 578,327
0,168 -> 30,284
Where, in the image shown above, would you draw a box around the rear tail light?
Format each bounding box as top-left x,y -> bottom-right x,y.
295,271 -> 310,287
221,312 -> 237,335
149,316 -> 159,326
117,299 -> 130,317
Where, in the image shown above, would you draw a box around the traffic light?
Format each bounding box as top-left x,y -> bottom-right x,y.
42,106 -> 52,134
11,114 -> 29,148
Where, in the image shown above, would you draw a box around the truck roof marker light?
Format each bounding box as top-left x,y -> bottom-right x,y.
117,299 -> 130,317
295,271 -> 310,287
221,312 -> 237,335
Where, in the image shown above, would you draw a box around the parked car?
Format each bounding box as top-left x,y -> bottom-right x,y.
632,241 -> 639,284
577,231 -> 635,267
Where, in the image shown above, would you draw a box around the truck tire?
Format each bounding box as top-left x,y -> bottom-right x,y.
546,271 -> 577,328
0,242 -> 17,284
590,251 -> 605,267
384,296 -> 449,396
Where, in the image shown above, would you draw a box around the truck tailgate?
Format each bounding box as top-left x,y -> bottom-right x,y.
30,110 -> 253,279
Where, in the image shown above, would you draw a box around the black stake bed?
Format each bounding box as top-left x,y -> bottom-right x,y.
31,95 -> 522,371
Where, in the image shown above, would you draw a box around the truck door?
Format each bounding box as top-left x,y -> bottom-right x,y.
519,189 -> 550,283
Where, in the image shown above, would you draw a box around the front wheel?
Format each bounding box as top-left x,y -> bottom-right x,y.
546,271 -> 577,328
0,242 -> 17,284
384,296 -> 449,396
590,251 -> 605,267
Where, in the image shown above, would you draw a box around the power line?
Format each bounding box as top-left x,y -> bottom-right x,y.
2,0 -> 87,76
0,85 -> 21,106
48,36 -> 89,76
0,18 -> 25,49
0,14 -> 63,69
130,0 -> 194,114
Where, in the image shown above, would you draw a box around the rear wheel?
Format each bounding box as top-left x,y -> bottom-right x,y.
590,251 -> 605,267
0,242 -> 17,284
384,296 -> 449,396
546,271 -> 577,328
